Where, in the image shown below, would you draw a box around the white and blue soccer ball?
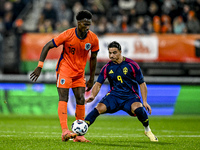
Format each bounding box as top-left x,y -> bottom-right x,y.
71,120 -> 88,136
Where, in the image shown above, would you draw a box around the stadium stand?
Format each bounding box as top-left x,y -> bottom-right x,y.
0,0 -> 200,84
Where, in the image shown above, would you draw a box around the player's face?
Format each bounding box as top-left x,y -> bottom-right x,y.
78,20 -> 91,35
108,47 -> 121,63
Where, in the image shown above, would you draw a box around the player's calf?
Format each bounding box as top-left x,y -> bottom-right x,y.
134,107 -> 149,127
84,108 -> 100,127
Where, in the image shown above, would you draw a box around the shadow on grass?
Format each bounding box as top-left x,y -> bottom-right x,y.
136,141 -> 174,145
82,140 -> 174,149
93,142 -> 147,148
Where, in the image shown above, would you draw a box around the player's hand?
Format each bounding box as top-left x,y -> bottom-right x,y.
85,96 -> 95,103
30,67 -> 42,82
143,102 -> 152,115
86,79 -> 94,92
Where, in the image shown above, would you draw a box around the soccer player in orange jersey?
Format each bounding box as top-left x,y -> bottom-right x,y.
30,10 -> 99,142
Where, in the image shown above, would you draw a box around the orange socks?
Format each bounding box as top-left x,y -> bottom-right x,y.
75,104 -> 85,120
58,101 -> 68,131
58,102 -> 85,132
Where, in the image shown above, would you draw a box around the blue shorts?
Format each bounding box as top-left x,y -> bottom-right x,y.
99,93 -> 141,116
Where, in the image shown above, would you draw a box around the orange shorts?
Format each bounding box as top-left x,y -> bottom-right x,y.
56,73 -> 86,88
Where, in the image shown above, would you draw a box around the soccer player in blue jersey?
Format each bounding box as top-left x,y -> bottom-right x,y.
84,41 -> 158,142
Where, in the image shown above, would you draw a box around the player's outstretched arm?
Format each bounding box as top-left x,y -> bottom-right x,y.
30,41 -> 55,82
30,67 -> 42,82
86,51 -> 98,92
86,82 -> 102,103
140,82 -> 152,114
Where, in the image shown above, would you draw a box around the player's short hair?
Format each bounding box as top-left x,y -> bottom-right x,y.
76,10 -> 92,21
108,41 -> 121,51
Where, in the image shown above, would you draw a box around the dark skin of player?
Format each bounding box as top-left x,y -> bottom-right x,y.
30,19 -> 97,105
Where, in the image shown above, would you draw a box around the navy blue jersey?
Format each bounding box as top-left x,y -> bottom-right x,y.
97,57 -> 144,98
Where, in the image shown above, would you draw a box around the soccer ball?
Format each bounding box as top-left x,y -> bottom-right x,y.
71,120 -> 88,136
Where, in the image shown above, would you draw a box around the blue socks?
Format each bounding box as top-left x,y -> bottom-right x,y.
85,108 -> 100,127
85,107 -> 149,128
134,107 -> 149,127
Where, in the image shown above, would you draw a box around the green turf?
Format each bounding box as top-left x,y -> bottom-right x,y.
0,115 -> 200,150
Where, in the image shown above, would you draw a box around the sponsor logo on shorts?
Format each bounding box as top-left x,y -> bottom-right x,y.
106,93 -> 110,96
60,79 -> 65,85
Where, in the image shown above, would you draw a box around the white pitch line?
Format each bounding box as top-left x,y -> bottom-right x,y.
0,134 -> 200,138
1,129 -> 199,134
1,125 -> 200,134
0,125 -> 59,129
0,131 -> 59,134
88,135 -> 200,138
159,135 -> 200,137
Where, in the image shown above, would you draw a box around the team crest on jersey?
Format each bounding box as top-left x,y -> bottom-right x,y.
85,43 -> 91,50
123,67 -> 128,75
60,79 -> 65,85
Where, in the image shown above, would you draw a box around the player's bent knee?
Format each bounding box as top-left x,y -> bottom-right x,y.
96,103 -> 107,114
76,98 -> 85,105
131,102 -> 143,112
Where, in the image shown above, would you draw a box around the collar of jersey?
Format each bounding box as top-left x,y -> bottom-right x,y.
75,28 -> 87,40
111,57 -> 126,65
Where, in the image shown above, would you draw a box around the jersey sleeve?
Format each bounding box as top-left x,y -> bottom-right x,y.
91,34 -> 99,52
129,61 -> 144,84
52,30 -> 68,47
135,67 -> 144,84
96,64 -> 108,84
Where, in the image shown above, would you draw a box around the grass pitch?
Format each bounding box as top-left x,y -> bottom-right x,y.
0,115 -> 200,150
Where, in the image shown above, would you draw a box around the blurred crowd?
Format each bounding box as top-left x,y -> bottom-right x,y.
0,0 -> 30,34
1,0 -> 200,35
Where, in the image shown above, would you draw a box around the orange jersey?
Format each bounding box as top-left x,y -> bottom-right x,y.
53,27 -> 99,77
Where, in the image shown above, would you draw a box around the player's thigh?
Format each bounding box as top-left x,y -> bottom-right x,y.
123,97 -> 142,116
72,87 -> 85,105
72,75 -> 86,88
56,73 -> 72,88
99,94 -> 119,113
57,87 -> 69,102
